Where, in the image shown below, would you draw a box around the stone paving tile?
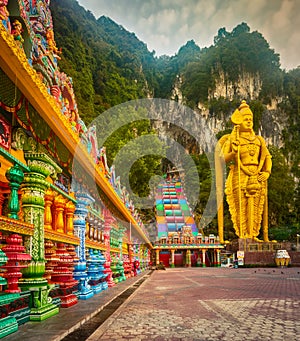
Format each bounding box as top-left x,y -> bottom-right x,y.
3,268 -> 299,340
88,267 -> 300,341
2,271 -> 152,341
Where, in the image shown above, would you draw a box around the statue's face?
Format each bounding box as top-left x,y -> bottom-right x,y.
240,114 -> 253,132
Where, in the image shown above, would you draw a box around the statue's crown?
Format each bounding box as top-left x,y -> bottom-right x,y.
239,100 -> 253,117
231,100 -> 253,125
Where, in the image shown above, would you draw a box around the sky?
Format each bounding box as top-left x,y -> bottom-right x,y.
77,0 -> 300,70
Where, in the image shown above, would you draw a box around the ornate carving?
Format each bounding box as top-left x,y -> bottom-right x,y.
0,216 -> 34,235
5,164 -> 24,220
12,128 -> 28,151
21,153 -> 61,264
0,0 -> 11,32
43,230 -> 79,245
24,152 -> 62,180
65,200 -> 75,235
54,195 -> 66,233
44,189 -> 54,230
0,115 -> 11,150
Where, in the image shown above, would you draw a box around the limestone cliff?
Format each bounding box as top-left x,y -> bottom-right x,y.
209,70 -> 262,101
158,71 -> 287,153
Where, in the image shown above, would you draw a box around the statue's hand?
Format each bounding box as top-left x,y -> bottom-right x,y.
258,172 -> 270,182
231,139 -> 240,153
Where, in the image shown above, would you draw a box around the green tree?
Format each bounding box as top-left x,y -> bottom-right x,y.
268,145 -> 296,227
100,106 -> 165,201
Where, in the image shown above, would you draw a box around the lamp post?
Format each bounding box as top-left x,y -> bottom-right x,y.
297,234 -> 300,252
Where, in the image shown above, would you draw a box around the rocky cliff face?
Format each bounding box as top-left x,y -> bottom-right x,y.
158,71 -> 287,155
209,70 -> 262,100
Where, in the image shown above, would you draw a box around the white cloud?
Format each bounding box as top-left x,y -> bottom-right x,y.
77,0 -> 300,69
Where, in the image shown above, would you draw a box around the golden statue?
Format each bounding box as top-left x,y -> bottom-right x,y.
215,101 -> 272,242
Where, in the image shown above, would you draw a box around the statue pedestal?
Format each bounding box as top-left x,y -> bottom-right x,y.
228,238 -> 280,266
229,238 -> 276,251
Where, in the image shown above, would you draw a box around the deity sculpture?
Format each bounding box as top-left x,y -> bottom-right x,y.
215,101 -> 272,242
46,27 -> 61,59
0,0 -> 11,32
97,147 -> 110,178
11,19 -> 24,48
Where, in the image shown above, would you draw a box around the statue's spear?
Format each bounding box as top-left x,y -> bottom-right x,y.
231,109 -> 243,238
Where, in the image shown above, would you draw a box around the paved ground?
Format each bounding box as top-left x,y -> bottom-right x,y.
3,272 -> 151,341
3,267 -> 300,341
88,267 -> 300,341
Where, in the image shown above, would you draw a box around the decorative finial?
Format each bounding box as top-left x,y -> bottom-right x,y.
239,100 -> 249,110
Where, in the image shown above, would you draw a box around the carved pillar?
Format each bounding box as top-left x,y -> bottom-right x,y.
128,242 -> 134,276
54,195 -> 66,233
73,190 -> 94,300
118,226 -> 126,281
212,250 -> 216,266
44,189 -> 54,230
216,249 -> 221,267
93,221 -> 98,241
19,152 -> 61,321
5,164 -> 24,220
202,249 -> 206,267
156,249 -> 160,266
88,219 -> 94,240
85,220 -> 90,240
65,200 -> 75,235
103,208 -> 115,287
170,249 -> 175,268
186,249 -> 191,267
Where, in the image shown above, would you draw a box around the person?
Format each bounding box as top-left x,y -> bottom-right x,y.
217,101 -> 272,241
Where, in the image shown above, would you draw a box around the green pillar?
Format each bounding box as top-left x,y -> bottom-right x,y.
118,226 -> 126,281
5,164 -> 24,220
186,249 -> 191,267
19,152 -> 61,321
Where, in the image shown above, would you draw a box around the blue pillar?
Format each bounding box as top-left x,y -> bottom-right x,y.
73,191 -> 94,300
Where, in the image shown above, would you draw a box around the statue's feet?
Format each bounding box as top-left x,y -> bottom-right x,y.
253,237 -> 263,242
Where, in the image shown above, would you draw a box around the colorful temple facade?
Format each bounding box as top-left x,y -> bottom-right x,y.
0,1 -> 151,338
0,1 -> 225,338
153,171 -> 224,268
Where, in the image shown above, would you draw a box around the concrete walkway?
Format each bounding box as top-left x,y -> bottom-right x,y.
88,267 -> 300,341
3,267 -> 300,340
2,271 -> 152,341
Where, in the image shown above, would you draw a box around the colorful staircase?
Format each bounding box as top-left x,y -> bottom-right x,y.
156,178 -> 198,238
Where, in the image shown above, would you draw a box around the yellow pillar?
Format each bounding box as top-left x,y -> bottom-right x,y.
186,250 -> 191,267
65,200 -> 75,235
54,195 -> 65,233
44,189 -> 54,230
202,249 -> 206,267
170,249 -> 175,268
156,249 -> 160,265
